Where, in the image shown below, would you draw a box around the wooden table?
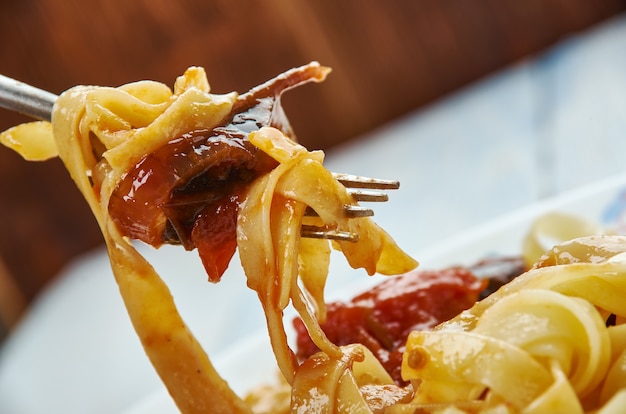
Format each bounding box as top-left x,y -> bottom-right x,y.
0,0 -> 623,330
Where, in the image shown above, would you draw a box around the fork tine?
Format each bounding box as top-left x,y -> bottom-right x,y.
300,225 -> 359,242
304,204 -> 374,218
347,189 -> 389,202
342,205 -> 374,218
333,173 -> 400,190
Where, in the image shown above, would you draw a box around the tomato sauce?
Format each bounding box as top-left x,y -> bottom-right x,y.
294,266 -> 493,384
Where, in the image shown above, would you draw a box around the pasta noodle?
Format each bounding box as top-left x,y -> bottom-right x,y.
521,211 -> 607,268
3,63 -> 625,413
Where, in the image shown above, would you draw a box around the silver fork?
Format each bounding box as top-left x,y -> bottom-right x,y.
0,74 -> 399,242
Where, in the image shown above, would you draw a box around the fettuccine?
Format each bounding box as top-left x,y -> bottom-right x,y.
3,63 -> 625,413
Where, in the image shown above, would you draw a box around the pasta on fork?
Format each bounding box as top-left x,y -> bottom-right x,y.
1,62 -> 417,413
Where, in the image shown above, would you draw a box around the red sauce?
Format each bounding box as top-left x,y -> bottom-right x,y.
108,132 -> 269,247
190,194 -> 241,283
294,267 -> 488,384
107,131 -> 276,282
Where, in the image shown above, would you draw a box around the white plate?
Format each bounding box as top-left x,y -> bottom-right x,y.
123,171 -> 626,413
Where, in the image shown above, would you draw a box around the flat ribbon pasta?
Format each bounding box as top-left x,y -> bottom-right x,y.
393,236 -> 626,413
283,237 -> 626,413
52,70 -> 250,414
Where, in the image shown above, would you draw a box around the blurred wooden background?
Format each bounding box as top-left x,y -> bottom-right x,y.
1,0 -> 625,330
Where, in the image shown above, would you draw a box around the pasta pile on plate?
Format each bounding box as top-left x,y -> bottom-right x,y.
394,236 -> 626,413
264,235 -> 626,414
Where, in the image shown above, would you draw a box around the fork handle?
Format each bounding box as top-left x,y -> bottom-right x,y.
0,74 -> 57,122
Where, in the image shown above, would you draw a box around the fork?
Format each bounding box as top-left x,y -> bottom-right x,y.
0,74 -> 399,242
